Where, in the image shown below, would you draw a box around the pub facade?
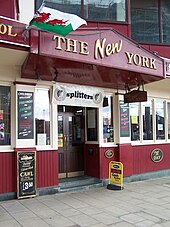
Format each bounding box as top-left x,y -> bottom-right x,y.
1,0 -> 170,200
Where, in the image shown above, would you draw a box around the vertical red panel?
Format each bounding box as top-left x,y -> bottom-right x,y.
0,152 -> 16,194
36,150 -> 58,188
0,149 -> 59,195
133,144 -> 170,174
84,144 -> 100,178
99,147 -> 119,179
0,0 -> 16,19
118,143 -> 133,177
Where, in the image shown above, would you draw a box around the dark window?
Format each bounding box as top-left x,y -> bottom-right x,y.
0,86 -> 11,145
168,102 -> 170,139
155,99 -> 165,140
103,96 -> 114,143
84,0 -> 126,22
162,0 -> 170,43
131,0 -> 170,44
86,107 -> 98,141
142,99 -> 153,140
36,0 -> 81,17
35,0 -> 126,22
130,103 -> 140,141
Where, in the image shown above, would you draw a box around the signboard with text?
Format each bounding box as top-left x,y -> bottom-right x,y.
17,151 -> 36,199
18,91 -> 34,139
38,30 -> 164,78
107,161 -> 123,190
119,101 -> 130,137
0,17 -> 29,46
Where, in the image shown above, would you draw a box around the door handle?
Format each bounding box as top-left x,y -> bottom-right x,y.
64,135 -> 67,144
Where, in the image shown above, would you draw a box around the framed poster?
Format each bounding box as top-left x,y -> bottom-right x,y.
17,151 -> 36,199
119,101 -> 130,137
18,91 -> 34,139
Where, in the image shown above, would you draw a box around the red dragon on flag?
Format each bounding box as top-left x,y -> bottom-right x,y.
29,5 -> 87,36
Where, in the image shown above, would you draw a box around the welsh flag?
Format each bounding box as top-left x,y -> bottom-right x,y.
29,5 -> 87,36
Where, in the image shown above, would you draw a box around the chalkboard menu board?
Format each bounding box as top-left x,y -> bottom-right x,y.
17,151 -> 36,199
18,91 -> 34,139
119,101 -> 130,137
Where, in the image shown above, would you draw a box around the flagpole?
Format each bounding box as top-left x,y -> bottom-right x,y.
38,0 -> 46,13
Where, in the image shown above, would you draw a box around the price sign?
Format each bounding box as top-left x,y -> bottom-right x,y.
17,151 -> 36,199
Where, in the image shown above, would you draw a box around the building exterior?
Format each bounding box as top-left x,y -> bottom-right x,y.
0,0 -> 170,200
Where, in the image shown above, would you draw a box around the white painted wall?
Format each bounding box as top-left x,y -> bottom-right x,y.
18,0 -> 35,24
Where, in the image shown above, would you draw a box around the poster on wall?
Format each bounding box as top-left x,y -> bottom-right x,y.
18,91 -> 34,139
17,151 -> 36,199
119,101 -> 130,137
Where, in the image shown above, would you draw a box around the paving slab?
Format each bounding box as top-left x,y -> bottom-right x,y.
1,176 -> 170,227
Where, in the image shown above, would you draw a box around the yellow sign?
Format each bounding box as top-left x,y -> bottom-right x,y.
58,138 -> 63,147
131,116 -> 138,124
108,161 -> 123,189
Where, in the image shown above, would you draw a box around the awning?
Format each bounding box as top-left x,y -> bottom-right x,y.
22,27 -> 165,90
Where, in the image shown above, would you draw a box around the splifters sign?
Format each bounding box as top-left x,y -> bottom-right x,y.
107,161 -> 123,190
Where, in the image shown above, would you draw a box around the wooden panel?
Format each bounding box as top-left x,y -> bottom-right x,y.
36,150 -> 58,188
58,152 -> 65,173
0,152 -> 16,194
68,147 -> 84,172
132,144 -> 170,174
84,144 -> 100,178
118,143 -> 133,177
99,147 -> 119,179
0,0 -> 16,19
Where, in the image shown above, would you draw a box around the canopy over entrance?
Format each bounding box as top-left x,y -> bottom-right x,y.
22,28 -> 165,90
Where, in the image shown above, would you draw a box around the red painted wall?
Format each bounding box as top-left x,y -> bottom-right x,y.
118,144 -> 133,177
141,44 -> 170,59
0,152 -> 16,194
0,0 -> 17,20
0,149 -> 58,195
84,145 -> 119,179
132,144 -> 170,174
99,147 -> 119,179
37,150 -> 58,188
84,144 -> 100,178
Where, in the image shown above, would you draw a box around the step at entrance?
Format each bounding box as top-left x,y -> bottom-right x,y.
58,176 -> 103,193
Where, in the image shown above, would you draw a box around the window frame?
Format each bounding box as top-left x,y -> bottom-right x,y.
35,87 -> 52,148
131,0 -> 170,44
35,0 -> 128,23
0,83 -> 12,150
35,86 -> 55,150
130,97 -> 170,144
102,95 -> 114,144
86,107 -> 99,143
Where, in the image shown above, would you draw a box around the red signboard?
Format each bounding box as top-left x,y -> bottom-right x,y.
37,28 -> 164,78
0,16 -> 29,47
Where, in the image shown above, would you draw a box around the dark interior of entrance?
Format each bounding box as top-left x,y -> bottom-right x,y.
58,106 -> 85,178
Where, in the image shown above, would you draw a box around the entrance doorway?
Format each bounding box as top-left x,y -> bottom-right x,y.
58,106 -> 85,178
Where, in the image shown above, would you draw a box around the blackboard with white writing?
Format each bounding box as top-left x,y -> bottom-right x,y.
119,101 -> 130,137
17,151 -> 36,199
18,91 -> 34,139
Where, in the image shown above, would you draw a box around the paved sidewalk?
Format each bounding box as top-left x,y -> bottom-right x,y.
1,177 -> 170,227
